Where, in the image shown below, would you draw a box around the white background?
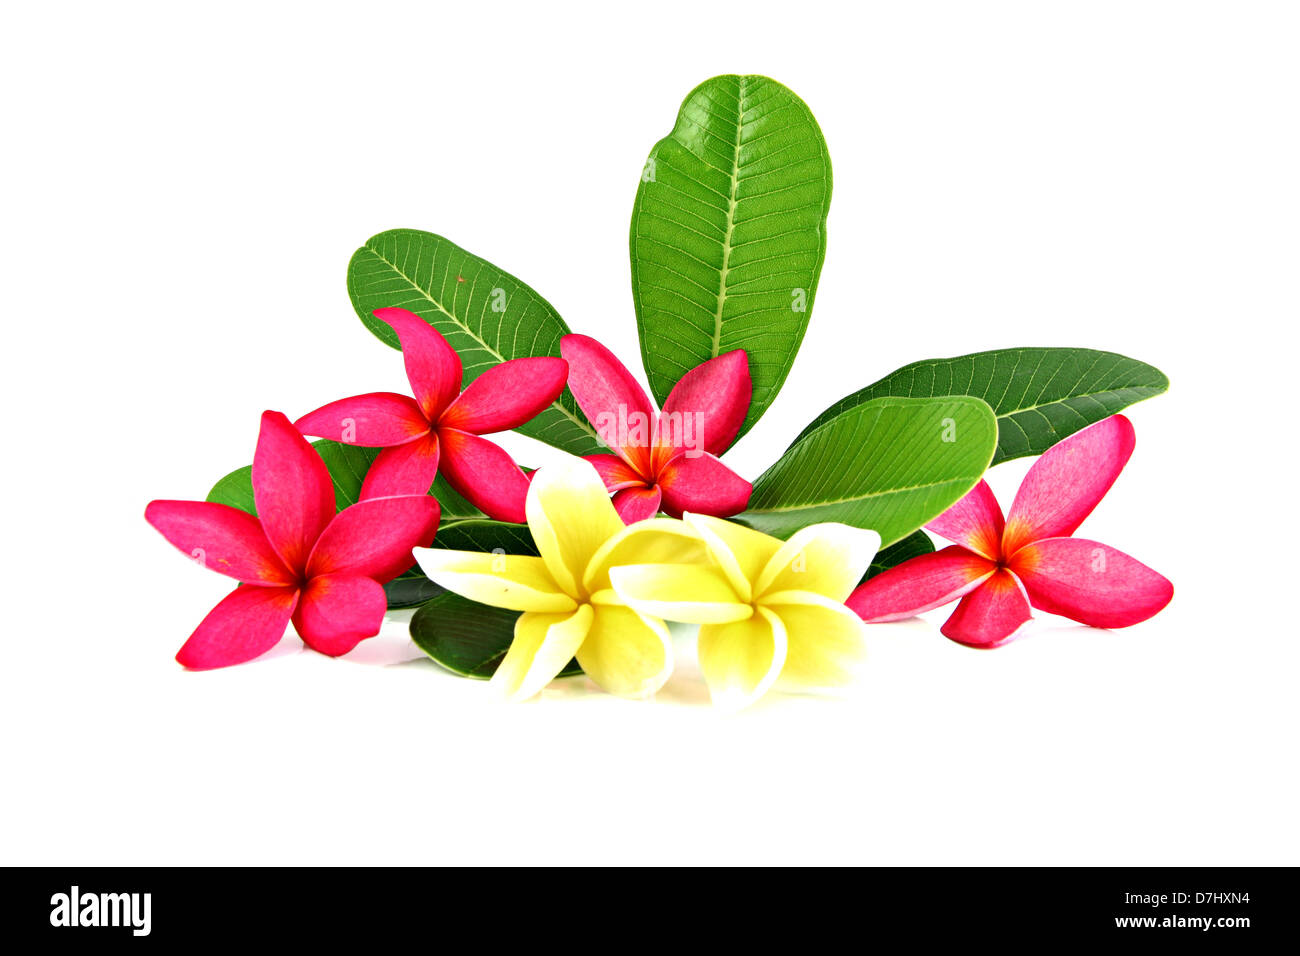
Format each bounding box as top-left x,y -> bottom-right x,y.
2,1 -> 1296,865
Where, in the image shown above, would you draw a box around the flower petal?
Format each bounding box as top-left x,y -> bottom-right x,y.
373,307 -> 463,420
613,485 -> 662,524
1008,537 -> 1174,628
1002,414 -> 1136,556
846,546 -> 997,622
253,410 -> 336,576
682,513 -> 782,599
294,392 -> 431,447
698,605 -> 788,712
292,573 -> 387,657
925,480 -> 1005,561
145,500 -> 294,585
492,605 -> 594,702
940,569 -> 1033,648
661,349 -> 751,455
437,428 -> 530,523
307,494 -> 441,582
585,454 -> 646,492
657,452 -> 751,518
762,591 -> 868,691
575,604 -> 673,699
413,548 -> 576,613
583,518 -> 710,594
359,433 -> 441,500
526,456 -> 626,596
755,523 -> 881,603
609,564 -> 750,624
560,334 -> 656,471
438,357 -> 569,434
175,585 -> 299,670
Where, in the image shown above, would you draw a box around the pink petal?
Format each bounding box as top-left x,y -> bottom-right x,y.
373,307 -> 464,420
145,500 -> 294,585
560,334 -> 656,472
438,357 -> 569,434
586,453 -> 647,492
925,480 -> 1005,561
1003,415 -> 1136,556
846,546 -> 996,622
253,411 -> 336,576
657,452 -> 751,518
292,574 -> 387,657
436,428 -> 530,523
359,433 -> 441,500
940,570 -> 1033,648
295,392 -> 431,447
661,349 -> 751,455
175,585 -> 299,670
613,485 -> 663,524
1008,537 -> 1173,628
307,494 -> 442,583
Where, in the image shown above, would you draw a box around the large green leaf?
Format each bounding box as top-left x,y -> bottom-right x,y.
792,348 -> 1169,466
864,530 -> 934,582
409,591 -> 581,680
630,74 -> 832,440
433,519 -> 538,557
737,396 -> 997,545
347,229 -> 603,456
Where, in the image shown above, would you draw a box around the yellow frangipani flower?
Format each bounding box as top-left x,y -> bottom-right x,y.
610,514 -> 881,711
413,457 -> 702,701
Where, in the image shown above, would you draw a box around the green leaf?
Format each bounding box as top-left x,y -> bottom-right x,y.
347,229 -> 603,456
409,591 -> 581,680
864,530 -> 934,582
384,570 -> 443,609
792,348 -> 1169,466
630,74 -> 832,440
737,396 -> 998,545
433,519 -> 538,557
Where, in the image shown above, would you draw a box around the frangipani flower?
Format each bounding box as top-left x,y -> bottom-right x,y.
847,415 -> 1173,648
146,411 -> 441,669
561,333 -> 752,523
297,307 -> 569,523
611,515 -> 880,711
414,457 -> 702,701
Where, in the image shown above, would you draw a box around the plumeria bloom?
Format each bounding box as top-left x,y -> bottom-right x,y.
611,515 -> 880,711
296,307 -> 569,523
847,415 -> 1173,648
146,411 -> 441,669
414,457 -> 703,701
561,333 -> 752,524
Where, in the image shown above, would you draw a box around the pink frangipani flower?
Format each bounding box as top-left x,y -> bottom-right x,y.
561,333 -> 752,524
296,307 -> 569,523
146,411 -> 441,669
847,415 -> 1173,647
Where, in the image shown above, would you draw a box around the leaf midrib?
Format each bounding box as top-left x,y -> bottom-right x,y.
710,76 -> 746,358
745,475 -> 978,515
360,242 -> 600,443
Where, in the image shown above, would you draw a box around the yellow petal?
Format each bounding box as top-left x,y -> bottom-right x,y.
698,605 -> 788,712
609,564 -> 751,624
526,457 -> 625,598
583,517 -> 709,594
575,604 -> 673,699
491,604 -> 594,701
754,523 -> 881,602
682,513 -> 782,603
761,590 -> 868,691
414,548 -> 575,613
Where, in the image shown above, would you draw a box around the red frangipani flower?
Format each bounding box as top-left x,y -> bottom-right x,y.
560,334 -> 752,523
847,415 -> 1173,647
146,411 -> 441,669
296,307 -> 569,523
